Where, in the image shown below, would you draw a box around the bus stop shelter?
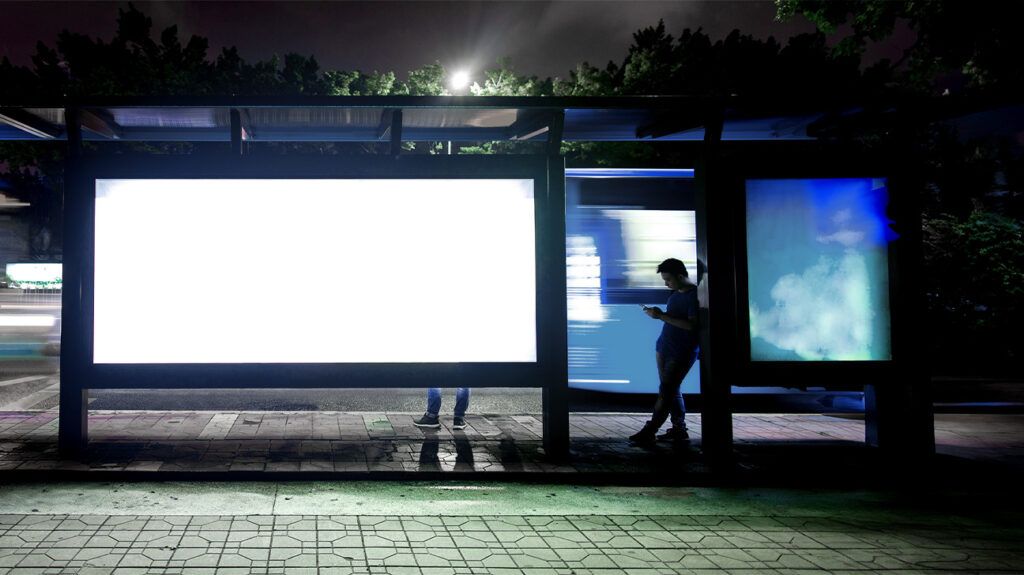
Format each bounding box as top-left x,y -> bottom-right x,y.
0,95 -> 957,459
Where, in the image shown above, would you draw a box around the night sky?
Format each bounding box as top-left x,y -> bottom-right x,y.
0,1 -> 818,81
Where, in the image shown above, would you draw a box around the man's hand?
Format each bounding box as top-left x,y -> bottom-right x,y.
644,306 -> 664,319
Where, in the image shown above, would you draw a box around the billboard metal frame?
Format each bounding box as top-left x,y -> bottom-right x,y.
704,146 -> 931,451
730,155 -> 902,387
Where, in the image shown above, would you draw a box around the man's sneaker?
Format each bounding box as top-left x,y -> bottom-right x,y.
452,417 -> 467,431
413,414 -> 440,429
628,428 -> 657,446
657,428 -> 690,442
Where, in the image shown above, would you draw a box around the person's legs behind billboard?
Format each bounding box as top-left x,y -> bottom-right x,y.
414,388 -> 471,430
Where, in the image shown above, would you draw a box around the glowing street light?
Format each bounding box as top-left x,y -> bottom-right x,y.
449,70 -> 471,92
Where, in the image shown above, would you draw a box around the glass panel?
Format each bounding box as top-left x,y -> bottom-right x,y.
566,173 -> 700,394
745,178 -> 894,361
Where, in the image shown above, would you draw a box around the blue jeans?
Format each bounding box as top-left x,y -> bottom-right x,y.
426,388 -> 470,417
649,350 -> 696,430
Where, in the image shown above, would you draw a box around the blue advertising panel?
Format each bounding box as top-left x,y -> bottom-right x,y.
565,170 -> 701,394
745,178 -> 895,362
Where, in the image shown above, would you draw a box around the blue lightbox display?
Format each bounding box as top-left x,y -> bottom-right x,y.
745,178 -> 895,361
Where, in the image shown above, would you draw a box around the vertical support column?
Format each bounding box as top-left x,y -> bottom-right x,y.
694,105 -> 734,464
545,110 -> 564,158
864,377 -> 933,453
866,138 -> 934,455
59,107 -> 88,454
230,109 -> 244,156
390,110 -> 403,157
542,111 -> 570,459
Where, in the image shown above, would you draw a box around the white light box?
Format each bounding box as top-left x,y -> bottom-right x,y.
94,179 -> 537,364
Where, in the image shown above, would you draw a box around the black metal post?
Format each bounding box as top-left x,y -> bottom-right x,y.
542,146 -> 569,459
540,109 -> 569,458
230,109 -> 244,155
695,104 -> 734,464
59,106 -> 88,454
865,132 -> 934,455
546,109 -> 564,157
865,373 -> 933,453
390,110 -> 403,157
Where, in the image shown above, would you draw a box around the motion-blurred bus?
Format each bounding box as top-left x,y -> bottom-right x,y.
0,262 -> 62,376
565,168 -> 701,395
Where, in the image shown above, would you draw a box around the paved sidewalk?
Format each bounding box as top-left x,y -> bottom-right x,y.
0,481 -> 1021,575
2,412 -> 857,475
0,411 -> 1021,478
0,414 -> 1021,574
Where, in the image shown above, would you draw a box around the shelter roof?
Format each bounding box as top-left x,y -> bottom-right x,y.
0,95 -> 1016,143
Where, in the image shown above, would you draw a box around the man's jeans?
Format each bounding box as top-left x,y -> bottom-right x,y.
426,388 -> 471,417
648,349 -> 697,430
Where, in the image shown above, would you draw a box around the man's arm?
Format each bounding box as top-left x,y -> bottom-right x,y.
656,310 -> 697,331
645,307 -> 697,330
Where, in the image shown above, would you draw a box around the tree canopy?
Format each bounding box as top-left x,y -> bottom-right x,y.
1,5 -> 883,101
776,0 -> 1024,95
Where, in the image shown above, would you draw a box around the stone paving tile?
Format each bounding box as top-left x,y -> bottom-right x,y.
16,515 -> 1017,573
9,513 -> 1022,574
1,412 -> 1023,482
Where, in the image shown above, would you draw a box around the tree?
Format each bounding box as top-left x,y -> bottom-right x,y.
553,61 -> 616,97
550,20 -> 869,99
345,71 -> 396,96
394,63 -> 446,96
922,210 -> 1024,372
618,21 -> 679,94
775,0 -> 1024,95
471,58 -> 552,97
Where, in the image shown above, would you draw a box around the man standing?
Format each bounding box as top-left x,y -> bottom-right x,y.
413,388 -> 470,430
630,258 -> 699,445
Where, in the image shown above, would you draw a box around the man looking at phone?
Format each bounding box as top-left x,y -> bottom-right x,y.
630,258 -> 699,445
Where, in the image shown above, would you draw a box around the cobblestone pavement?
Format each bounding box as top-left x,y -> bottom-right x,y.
0,412 -> 1021,475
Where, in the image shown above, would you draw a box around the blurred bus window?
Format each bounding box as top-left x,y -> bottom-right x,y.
566,171 -> 699,394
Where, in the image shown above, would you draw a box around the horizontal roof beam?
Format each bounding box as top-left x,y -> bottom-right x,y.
80,108 -> 122,140
2,95 -> 723,111
635,110 -> 704,139
0,107 -> 61,139
508,109 -> 557,141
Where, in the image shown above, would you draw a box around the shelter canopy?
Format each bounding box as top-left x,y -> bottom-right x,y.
0,96 -> 822,143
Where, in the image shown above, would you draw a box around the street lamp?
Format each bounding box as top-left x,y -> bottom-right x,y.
449,70 -> 471,92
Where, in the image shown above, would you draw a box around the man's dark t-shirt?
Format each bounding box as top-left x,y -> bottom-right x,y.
656,288 -> 699,358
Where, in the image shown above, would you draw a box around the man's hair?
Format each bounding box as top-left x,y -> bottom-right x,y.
657,258 -> 688,278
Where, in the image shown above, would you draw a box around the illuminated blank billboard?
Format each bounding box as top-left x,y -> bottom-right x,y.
93,179 -> 536,364
745,178 -> 893,361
